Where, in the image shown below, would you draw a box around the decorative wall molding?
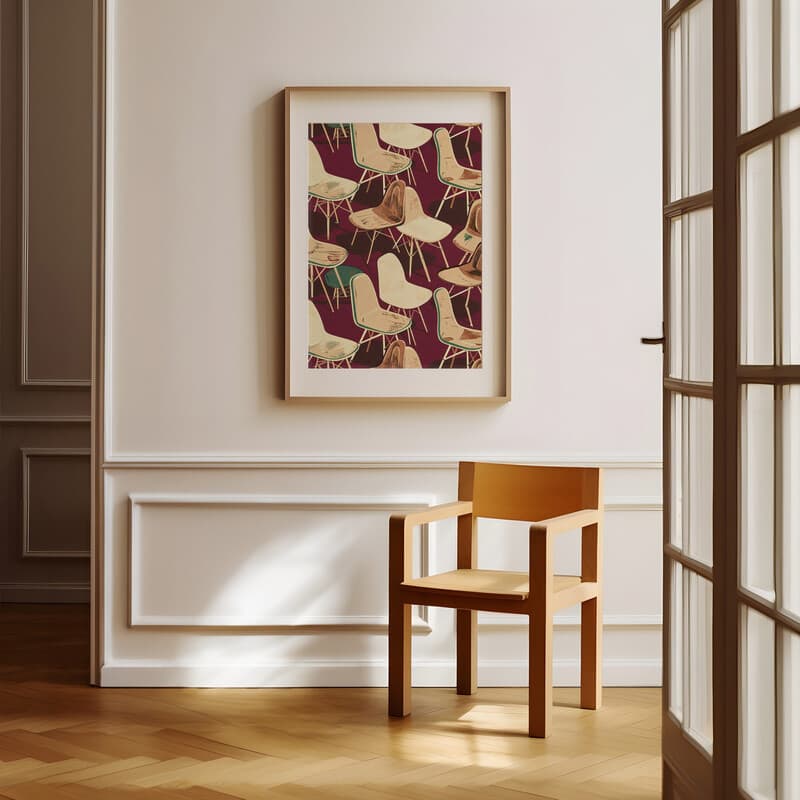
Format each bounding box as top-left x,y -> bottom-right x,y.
104,455 -> 663,470
21,447 -> 91,558
0,582 -> 89,603
128,493 -> 434,631
480,613 -> 663,628
0,415 -> 91,424
19,0 -> 91,388
100,657 -> 662,688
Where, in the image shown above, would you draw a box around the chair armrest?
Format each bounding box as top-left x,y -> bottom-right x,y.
529,508 -> 602,538
390,501 -> 473,533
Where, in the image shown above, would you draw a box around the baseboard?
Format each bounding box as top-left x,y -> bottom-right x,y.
0,582 -> 90,603
101,658 -> 662,688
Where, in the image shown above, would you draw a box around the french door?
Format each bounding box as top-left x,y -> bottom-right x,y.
661,0 -> 800,797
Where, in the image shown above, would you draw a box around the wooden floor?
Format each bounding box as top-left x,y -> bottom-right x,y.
0,605 -> 661,799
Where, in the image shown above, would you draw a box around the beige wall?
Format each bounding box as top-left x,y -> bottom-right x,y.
0,0 -> 93,602
101,0 -> 664,686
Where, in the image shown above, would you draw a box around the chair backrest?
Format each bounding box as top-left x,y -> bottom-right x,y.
351,123 -> 381,163
457,462 -> 602,522
466,199 -> 482,237
460,242 -> 482,278
307,300 -> 326,348
308,140 -> 327,185
377,253 -> 406,297
433,127 -> 459,179
401,186 -> 426,223
433,287 -> 461,342
376,180 -> 406,223
351,273 -> 380,325
403,346 -> 422,368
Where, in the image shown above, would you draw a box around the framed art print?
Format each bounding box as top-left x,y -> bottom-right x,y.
285,86 -> 510,400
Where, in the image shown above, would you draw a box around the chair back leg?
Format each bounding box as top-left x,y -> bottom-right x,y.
456,610 -> 477,695
580,596 -> 602,710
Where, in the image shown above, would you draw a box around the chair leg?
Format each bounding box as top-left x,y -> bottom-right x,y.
388,600 -> 411,717
456,609 -> 477,695
580,596 -> 602,710
529,608 -> 552,738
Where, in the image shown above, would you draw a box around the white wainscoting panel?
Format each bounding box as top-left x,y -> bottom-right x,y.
102,463 -> 662,688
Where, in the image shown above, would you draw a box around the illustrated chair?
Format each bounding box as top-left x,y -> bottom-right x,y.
432,287 -> 482,367
396,187 -> 452,283
378,123 -> 433,178
308,140 -> 359,238
324,265 -> 364,310
350,273 -> 412,351
376,339 -> 423,369
433,127 -> 482,216
438,242 -> 482,326
351,123 -> 413,193
308,234 -> 348,312
377,253 -> 432,334
348,179 -> 405,264
453,199 -> 482,263
388,461 -> 604,738
307,301 -> 359,368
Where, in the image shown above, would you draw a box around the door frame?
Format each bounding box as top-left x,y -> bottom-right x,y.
89,0 -> 107,687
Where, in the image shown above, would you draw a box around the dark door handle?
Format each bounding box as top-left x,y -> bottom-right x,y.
641,322 -> 665,348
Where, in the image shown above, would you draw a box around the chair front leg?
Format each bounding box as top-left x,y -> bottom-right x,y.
580,518 -> 603,710
389,516 -> 413,717
388,598 -> 411,717
529,526 -> 553,738
456,513 -> 477,695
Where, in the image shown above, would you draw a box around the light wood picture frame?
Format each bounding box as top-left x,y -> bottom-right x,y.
284,86 -> 510,401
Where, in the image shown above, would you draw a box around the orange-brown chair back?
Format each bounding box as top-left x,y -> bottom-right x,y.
457,461 -> 601,522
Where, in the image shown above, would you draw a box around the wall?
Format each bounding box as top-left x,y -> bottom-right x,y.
0,0 -> 92,603
101,0 -> 663,686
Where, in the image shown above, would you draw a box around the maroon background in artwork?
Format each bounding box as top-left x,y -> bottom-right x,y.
308,122 -> 481,369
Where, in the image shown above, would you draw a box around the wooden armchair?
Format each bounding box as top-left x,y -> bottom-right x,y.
388,461 -> 603,738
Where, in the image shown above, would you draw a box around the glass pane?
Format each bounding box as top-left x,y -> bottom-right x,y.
687,398 -> 713,565
741,143 -> 775,365
669,210 -> 713,381
669,21 -> 683,202
779,628 -> 800,799
686,571 -> 712,752
740,0 -> 774,132
669,561 -> 684,722
688,209 -> 713,380
740,606 -> 776,800
742,384 -> 776,602
783,385 -> 800,619
668,1 -> 713,202
670,217 -> 683,378
671,393 -> 684,550
782,129 -> 800,364
779,0 -> 800,115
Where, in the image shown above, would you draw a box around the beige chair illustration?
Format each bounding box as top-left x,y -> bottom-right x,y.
377,339 -> 423,369
396,187 -> 452,283
433,287 -> 482,368
307,301 -> 359,368
438,242 -> 482,326
378,123 -> 433,180
453,199 -> 482,263
448,123 -> 480,165
350,123 -> 412,193
308,234 -> 348,312
433,127 -> 482,216
350,273 -> 412,352
377,253 -> 432,337
308,140 -> 359,238
348,179 -> 405,264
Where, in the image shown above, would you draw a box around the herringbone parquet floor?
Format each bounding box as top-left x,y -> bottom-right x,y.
0,605 -> 660,799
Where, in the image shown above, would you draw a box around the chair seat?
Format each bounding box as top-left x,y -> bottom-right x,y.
379,123 -> 433,150
358,150 -> 412,175
380,282 -> 432,310
324,265 -> 363,290
397,217 -> 451,243
308,237 -> 347,267
401,569 -> 582,600
439,266 -> 482,288
309,175 -> 358,201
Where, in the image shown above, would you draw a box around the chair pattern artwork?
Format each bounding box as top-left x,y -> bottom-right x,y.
307,122 -> 483,369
